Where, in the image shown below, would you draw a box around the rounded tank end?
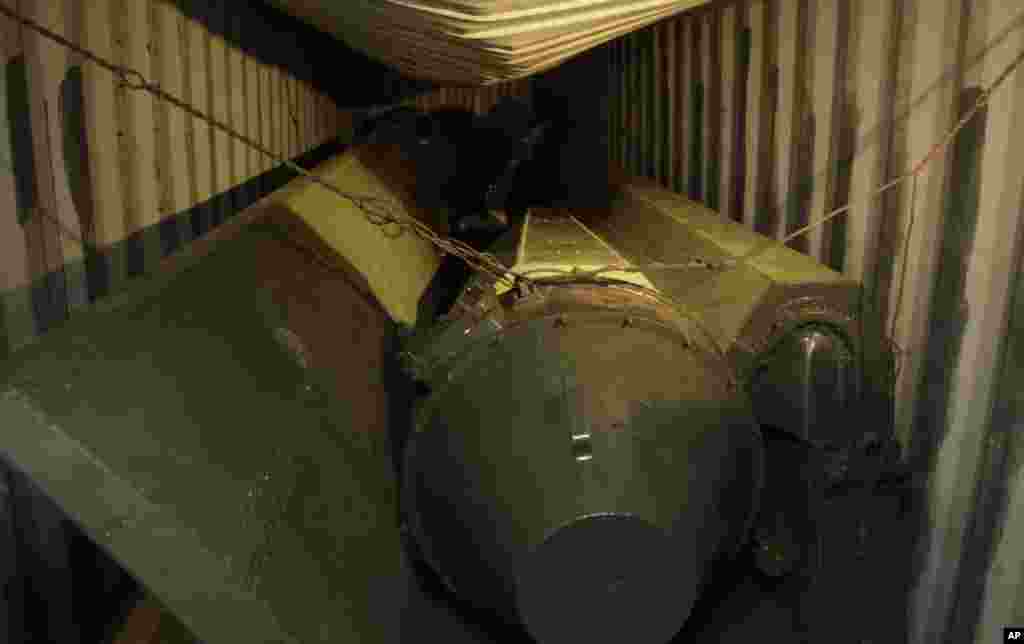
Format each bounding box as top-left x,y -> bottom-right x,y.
515,514 -> 694,644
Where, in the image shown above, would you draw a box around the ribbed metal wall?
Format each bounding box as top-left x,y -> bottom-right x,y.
3,1 -> 1024,641
0,0 -> 350,355
413,79 -> 534,115
608,1 -> 1024,642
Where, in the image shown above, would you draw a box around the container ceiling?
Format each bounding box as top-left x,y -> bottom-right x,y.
268,0 -> 711,85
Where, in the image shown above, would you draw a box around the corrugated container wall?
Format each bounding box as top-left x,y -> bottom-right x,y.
0,0 -> 351,355
606,1 -> 1024,642
5,0 -> 1024,642
412,80 -> 534,115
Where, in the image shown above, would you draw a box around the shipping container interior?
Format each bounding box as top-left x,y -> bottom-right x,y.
2,1 -> 1024,643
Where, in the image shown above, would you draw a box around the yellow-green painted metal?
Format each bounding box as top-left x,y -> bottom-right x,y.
495,212 -> 656,294
271,148 -> 442,327
622,183 -> 848,286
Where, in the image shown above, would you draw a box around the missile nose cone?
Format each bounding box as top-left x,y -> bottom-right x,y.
515,514 -> 692,644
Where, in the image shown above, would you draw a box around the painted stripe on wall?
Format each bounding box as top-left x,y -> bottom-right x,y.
822,0 -> 854,272
773,0 -> 799,241
651,23 -> 662,184
329,91 -> 337,140
281,65 -> 293,176
719,4 -> 736,221
273,59 -> 286,175
56,0 -> 93,311
846,0 -> 900,287
294,58 -> 304,152
675,14 -> 690,194
664,19 -> 676,188
688,15 -> 703,200
313,89 -> 323,146
633,30 -> 644,178
268,57 -> 280,180
731,2 -> 750,224
0,4 -> 35,354
620,39 -> 628,166
208,2 -> 231,226
79,0 -> 119,258
622,31 -> 630,173
701,10 -> 715,208
118,0 -> 162,276
743,0 -> 765,229
784,0 -> 815,255
23,1 -> 72,333
257,14 -> 271,183
184,6 -> 212,238
646,26 -> 657,180
299,53 -> 310,154
806,0 -> 839,263
640,29 -> 649,179
153,1 -> 191,254
623,32 -> 633,175
227,10 -> 247,213
243,14 -> 259,183
295,67 -> 305,156
609,40 -> 619,165
284,71 -> 296,161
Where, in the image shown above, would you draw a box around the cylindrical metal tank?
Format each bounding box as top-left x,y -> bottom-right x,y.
401,281 -> 764,644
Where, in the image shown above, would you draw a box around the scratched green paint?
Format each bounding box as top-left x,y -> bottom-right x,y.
0,288 -> 33,359
0,222 -> 406,644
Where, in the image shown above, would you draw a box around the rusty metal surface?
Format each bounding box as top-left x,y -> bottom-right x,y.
519,213 -> 621,267
404,280 -> 723,389
502,210 -> 658,291
580,188 -> 773,349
